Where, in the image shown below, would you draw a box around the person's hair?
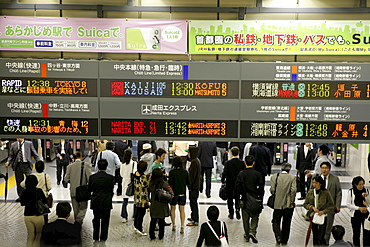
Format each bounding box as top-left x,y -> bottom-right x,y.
97,159 -> 108,170
313,175 -> 326,190
123,149 -> 132,165
35,160 -> 45,173
231,146 -> 240,156
150,168 -> 164,188
72,152 -> 82,160
245,155 -> 255,166
281,162 -> 292,172
56,202 -> 72,218
320,161 -> 331,170
319,144 -> 330,155
137,161 -> 148,174
154,148 -> 166,159
207,205 -> 220,221
189,146 -> 199,160
172,156 -> 183,168
106,141 -> 115,151
331,225 -> 345,241
25,175 -> 38,189
352,176 -> 365,189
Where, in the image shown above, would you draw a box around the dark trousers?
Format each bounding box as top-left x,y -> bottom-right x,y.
56,158 -> 68,183
299,172 -> 307,198
272,208 -> 294,244
134,206 -> 146,232
312,218 -> 327,246
121,198 -> 129,219
189,190 -> 199,223
92,209 -> 111,241
227,190 -> 240,215
351,211 -> 370,247
15,162 -> 32,197
149,217 -> 165,240
200,167 -> 212,196
115,168 -> 122,195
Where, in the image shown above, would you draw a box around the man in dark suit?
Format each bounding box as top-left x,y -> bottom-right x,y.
198,141 -> 217,198
41,202 -> 81,246
296,143 -> 316,199
113,140 -> 129,196
88,159 -> 115,242
249,142 -> 272,184
54,139 -> 73,188
221,146 -> 245,220
6,138 -> 40,201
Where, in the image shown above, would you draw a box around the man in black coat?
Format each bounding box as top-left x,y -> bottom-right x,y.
249,142 -> 272,184
198,141 -> 217,198
295,143 -> 315,199
54,139 -> 73,188
221,146 -> 245,220
88,159 -> 115,242
41,202 -> 81,246
113,140 -> 129,196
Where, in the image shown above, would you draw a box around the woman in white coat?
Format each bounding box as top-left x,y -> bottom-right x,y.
120,149 -> 136,223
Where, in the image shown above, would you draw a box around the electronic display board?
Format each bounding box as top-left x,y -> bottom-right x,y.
241,81 -> 370,100
101,119 -> 238,138
1,117 -> 98,137
241,121 -> 369,140
0,78 -> 97,97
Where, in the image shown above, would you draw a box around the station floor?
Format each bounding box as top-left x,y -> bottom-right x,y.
0,154 -> 359,247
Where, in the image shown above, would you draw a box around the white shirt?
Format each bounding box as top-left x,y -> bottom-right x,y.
95,150 -> 121,176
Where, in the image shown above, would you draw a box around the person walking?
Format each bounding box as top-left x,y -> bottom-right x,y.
169,156 -> 190,233
198,141 -> 217,198
54,139 -> 73,188
64,152 -> 92,225
249,142 -> 272,184
113,140 -> 129,196
296,143 -> 316,200
347,176 -> 370,247
120,149 -> 137,223
140,143 -> 156,174
270,163 -> 297,245
187,146 -> 202,227
94,141 -> 122,177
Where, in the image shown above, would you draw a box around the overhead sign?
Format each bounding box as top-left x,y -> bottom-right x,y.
0,16 -> 187,54
189,20 -> 370,55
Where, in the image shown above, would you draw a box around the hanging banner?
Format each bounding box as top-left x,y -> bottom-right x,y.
0,16 -> 187,54
189,20 -> 370,55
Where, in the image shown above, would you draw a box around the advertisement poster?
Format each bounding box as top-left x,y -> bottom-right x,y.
189,20 -> 370,55
0,16 -> 187,54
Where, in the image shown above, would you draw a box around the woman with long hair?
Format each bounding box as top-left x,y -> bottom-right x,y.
347,176 -> 370,247
303,176 -> 334,246
21,174 -> 47,247
120,149 -> 137,223
133,160 -> 149,236
149,168 -> 174,240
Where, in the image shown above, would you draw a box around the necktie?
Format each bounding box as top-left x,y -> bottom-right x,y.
18,143 -> 23,163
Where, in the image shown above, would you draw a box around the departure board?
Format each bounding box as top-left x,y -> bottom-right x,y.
100,79 -> 238,98
101,119 -> 238,138
241,121 -> 370,140
0,117 -> 98,136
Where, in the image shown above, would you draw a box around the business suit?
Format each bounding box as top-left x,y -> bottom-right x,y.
54,141 -> 73,186
7,140 -> 40,197
88,171 -> 114,241
198,141 -> 217,197
249,143 -> 272,179
64,160 -> 92,224
296,145 -> 316,198
41,219 -> 81,246
270,172 -> 296,244
113,140 -> 129,195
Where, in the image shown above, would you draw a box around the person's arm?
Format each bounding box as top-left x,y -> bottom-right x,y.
196,224 -> 205,247
346,189 -> 358,211
114,153 -> 121,169
296,147 -> 301,172
290,176 -> 297,203
322,191 -> 335,215
64,164 -> 71,183
257,173 -> 265,198
30,142 -> 41,161
221,162 -> 227,183
303,190 -> 314,210
6,143 -> 15,165
46,174 -> 52,191
168,170 -> 174,186
335,177 -> 342,212
269,175 -> 276,195
20,179 -> 26,188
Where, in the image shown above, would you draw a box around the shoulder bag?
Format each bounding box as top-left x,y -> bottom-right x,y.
206,221 -> 229,247
35,189 -> 50,216
312,189 -> 325,225
156,185 -> 172,204
44,174 -> 53,208
125,161 -> 136,196
267,173 -> 279,209
76,162 -> 91,202
245,192 -> 263,214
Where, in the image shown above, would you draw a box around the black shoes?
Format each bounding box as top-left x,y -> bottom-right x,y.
15,198 -> 21,202
0,173 -> 4,178
206,195 -> 211,198
228,214 -> 234,219
62,181 -> 68,188
57,181 -> 60,185
236,210 -> 241,220
298,197 -> 305,200
249,233 -> 258,243
164,222 -> 171,226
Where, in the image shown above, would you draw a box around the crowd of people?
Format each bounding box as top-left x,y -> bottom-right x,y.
4,139 -> 370,246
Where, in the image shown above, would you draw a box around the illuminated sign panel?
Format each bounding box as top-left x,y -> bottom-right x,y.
101,119 -> 238,138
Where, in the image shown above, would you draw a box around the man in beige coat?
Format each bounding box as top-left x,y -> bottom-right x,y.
270,163 -> 296,245
64,152 -> 92,225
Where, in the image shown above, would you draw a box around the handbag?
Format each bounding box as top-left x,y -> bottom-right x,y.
206,221 -> 229,247
245,192 -> 263,214
76,162 -> 91,202
125,162 -> 135,196
35,189 -> 50,216
156,188 -> 172,204
364,216 -> 370,231
312,189 -> 325,225
267,173 -> 279,209
44,174 -> 53,208
219,183 -> 228,201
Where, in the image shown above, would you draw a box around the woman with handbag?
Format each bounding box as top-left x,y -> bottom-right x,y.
303,176 -> 334,246
133,161 -> 150,236
21,175 -> 47,247
347,176 -> 370,247
149,168 -> 174,240
120,149 -> 137,223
